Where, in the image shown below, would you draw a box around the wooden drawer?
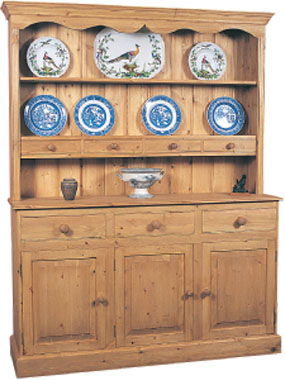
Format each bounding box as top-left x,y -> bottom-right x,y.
145,138 -> 201,154
21,139 -> 81,156
202,203 -> 276,234
203,137 -> 256,154
21,211 -> 106,241
84,139 -> 142,155
115,207 -> 195,238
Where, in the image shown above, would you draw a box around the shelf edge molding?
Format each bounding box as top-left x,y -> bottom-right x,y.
2,2 -> 273,37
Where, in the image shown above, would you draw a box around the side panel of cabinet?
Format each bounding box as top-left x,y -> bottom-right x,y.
200,240 -> 275,339
22,248 -> 113,354
115,244 -> 194,347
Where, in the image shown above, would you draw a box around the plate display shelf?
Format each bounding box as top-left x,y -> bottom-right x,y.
1,1 -> 281,378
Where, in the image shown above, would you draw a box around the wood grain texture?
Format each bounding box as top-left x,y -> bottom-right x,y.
10,334 -> 281,377
2,2 -> 272,38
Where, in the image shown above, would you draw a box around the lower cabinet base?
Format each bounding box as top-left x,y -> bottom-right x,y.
11,334 -> 281,378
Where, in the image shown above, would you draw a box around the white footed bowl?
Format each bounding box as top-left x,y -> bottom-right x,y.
118,168 -> 165,198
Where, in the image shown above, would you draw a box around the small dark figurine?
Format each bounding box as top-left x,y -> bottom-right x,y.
233,174 -> 248,193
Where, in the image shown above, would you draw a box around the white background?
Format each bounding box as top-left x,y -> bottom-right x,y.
0,0 -> 284,379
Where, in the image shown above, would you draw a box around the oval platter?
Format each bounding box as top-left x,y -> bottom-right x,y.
24,95 -> 67,136
95,27 -> 165,79
26,36 -> 70,78
142,95 -> 182,135
189,42 -> 226,80
74,95 -> 115,136
207,96 -> 245,135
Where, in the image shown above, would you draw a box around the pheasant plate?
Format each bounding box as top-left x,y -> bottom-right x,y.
95,28 -> 165,79
26,37 -> 70,77
207,97 -> 245,135
142,95 -> 182,135
74,95 -> 115,136
24,95 -> 67,136
189,42 -> 226,80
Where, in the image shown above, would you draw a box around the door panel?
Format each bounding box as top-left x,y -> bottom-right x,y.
22,249 -> 110,354
116,245 -> 193,347
201,240 -> 275,339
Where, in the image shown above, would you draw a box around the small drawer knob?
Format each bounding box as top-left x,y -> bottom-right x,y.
200,289 -> 211,299
47,143 -> 56,152
168,143 -> 178,150
59,224 -> 70,234
98,297 -> 109,307
110,143 -> 119,151
236,216 -> 247,226
226,142 -> 235,150
152,220 -> 162,230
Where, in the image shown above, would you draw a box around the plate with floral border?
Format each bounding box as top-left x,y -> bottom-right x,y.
142,95 -> 182,135
207,96 -> 245,135
26,36 -> 70,77
95,27 -> 165,79
74,95 -> 115,136
189,42 -> 226,80
24,95 -> 67,136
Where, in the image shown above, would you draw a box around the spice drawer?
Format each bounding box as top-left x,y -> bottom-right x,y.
115,207 -> 195,238
201,203 -> 277,234
144,138 -> 201,154
21,138 -> 81,157
21,211 -> 107,241
84,139 -> 142,155
203,137 -> 256,155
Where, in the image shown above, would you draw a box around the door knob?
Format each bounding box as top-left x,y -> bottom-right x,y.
184,291 -> 194,300
98,297 -> 109,307
200,289 -> 211,299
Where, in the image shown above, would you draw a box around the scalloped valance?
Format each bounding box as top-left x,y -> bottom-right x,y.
2,1 -> 273,38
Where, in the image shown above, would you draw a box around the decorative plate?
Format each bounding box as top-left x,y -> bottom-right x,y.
142,95 -> 182,135
207,97 -> 245,135
189,42 -> 226,80
95,27 -> 165,79
24,95 -> 67,136
26,37 -> 70,77
74,95 -> 115,136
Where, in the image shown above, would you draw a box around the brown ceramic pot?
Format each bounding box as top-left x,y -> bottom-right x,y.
61,178 -> 78,201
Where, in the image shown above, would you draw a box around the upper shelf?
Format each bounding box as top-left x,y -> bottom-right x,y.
20,77 -> 257,86
2,1 -> 273,38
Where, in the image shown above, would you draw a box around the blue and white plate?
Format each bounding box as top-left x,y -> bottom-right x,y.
24,95 -> 67,136
142,95 -> 182,135
207,97 -> 245,135
74,95 -> 115,136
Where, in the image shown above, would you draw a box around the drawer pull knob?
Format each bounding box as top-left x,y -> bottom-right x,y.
59,224 -> 70,234
152,220 -> 162,230
226,143 -> 235,150
110,143 -> 119,151
200,289 -> 211,299
47,143 -> 56,152
184,291 -> 194,300
168,143 -> 178,150
98,297 -> 109,307
236,216 -> 247,226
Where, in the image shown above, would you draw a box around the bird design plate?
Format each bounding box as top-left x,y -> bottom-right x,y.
26,37 -> 70,77
207,97 -> 245,135
189,42 -> 226,80
142,95 -> 182,135
24,95 -> 67,136
74,95 -> 115,136
95,28 -> 165,79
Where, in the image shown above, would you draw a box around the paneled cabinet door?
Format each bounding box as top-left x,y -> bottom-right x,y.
200,240 -> 275,339
22,249 -> 112,355
115,244 -> 194,347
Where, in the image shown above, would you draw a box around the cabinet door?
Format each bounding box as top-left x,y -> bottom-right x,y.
115,245 -> 193,347
22,249 -> 111,354
201,240 -> 275,339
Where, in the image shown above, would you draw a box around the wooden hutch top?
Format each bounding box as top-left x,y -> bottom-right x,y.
2,1 -> 273,36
